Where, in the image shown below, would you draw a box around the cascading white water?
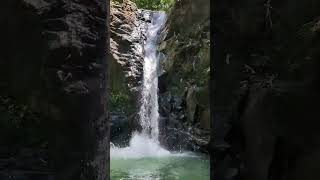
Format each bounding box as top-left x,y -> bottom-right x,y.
111,11 -> 170,159
139,11 -> 166,141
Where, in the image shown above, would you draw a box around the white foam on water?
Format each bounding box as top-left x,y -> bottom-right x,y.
111,132 -> 171,159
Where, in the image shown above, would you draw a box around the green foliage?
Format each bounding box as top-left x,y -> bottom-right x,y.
110,90 -> 132,113
133,0 -> 175,11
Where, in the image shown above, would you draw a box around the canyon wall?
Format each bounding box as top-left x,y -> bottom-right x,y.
158,0 -> 211,152
213,0 -> 320,179
0,0 -> 109,179
109,0 -> 152,145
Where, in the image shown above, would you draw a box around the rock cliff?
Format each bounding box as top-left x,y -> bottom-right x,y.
0,0 -> 109,179
213,0 -> 320,179
158,0 -> 211,153
109,0 -> 153,146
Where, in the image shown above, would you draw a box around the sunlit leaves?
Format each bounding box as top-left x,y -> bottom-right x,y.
133,0 -> 175,11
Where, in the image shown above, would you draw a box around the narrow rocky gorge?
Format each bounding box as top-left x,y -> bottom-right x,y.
109,1 -> 210,179
110,0 -> 211,153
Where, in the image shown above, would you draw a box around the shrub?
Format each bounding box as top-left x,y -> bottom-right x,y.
133,0 -> 175,11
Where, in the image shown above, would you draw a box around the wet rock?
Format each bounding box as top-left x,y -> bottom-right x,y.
157,0 -> 210,153
110,113 -> 131,147
110,0 -> 151,91
109,1 -> 153,133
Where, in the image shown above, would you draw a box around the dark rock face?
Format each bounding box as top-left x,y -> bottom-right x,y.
213,0 -> 320,179
110,113 -> 130,146
0,0 -> 109,179
158,0 -> 210,153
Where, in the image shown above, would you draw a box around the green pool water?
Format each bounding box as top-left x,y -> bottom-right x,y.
111,155 -> 210,180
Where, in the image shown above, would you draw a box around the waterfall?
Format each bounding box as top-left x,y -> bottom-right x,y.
111,11 -> 170,159
139,11 -> 166,141
110,9 -> 209,180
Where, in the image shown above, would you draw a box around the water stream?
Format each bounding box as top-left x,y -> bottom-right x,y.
110,11 -> 209,180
